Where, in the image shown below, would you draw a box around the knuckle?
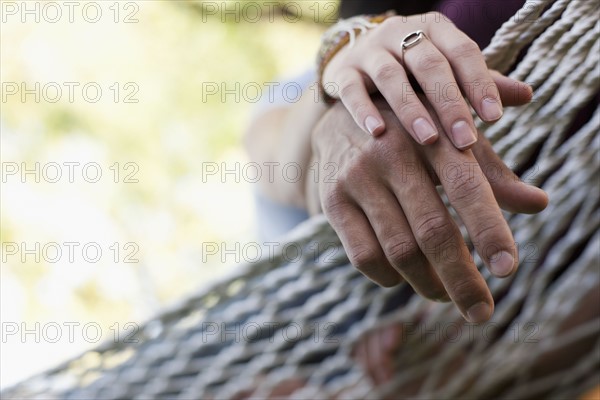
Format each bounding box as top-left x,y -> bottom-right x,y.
472,221 -> 500,243
414,212 -> 454,248
384,235 -> 420,267
338,79 -> 361,99
340,95 -> 372,121
435,92 -> 465,111
349,102 -> 372,123
322,188 -> 347,218
415,52 -> 447,72
448,275 -> 482,304
468,78 -> 494,100
374,62 -> 401,83
349,246 -> 381,274
343,157 -> 369,183
448,176 -> 484,204
469,78 -> 491,90
479,80 -> 500,99
450,39 -> 481,59
395,102 -> 423,121
379,16 -> 403,32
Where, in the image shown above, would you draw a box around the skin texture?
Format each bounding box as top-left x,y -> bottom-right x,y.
246,70 -> 536,211
323,13 -> 509,148
307,95 -> 548,322
245,73 -> 548,321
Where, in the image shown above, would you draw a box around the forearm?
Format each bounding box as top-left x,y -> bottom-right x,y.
243,80 -> 328,209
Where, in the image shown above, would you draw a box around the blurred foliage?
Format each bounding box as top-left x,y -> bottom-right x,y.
191,0 -> 340,25
1,0 -> 332,386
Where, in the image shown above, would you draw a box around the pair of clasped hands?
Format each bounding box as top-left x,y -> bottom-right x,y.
311,14 -> 548,323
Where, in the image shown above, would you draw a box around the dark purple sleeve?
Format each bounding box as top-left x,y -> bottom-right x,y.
434,0 -> 526,49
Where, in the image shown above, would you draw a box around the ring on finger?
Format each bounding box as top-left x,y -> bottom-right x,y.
400,30 -> 429,63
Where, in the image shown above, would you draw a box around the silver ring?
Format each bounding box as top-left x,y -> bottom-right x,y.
400,30 -> 428,61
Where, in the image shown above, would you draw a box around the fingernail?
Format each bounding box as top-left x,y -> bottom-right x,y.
481,97 -> 503,121
451,120 -> 477,148
466,302 -> 491,323
489,251 -> 515,277
365,116 -> 383,135
412,118 -> 437,143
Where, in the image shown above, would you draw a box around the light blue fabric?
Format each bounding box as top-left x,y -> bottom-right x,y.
253,68 -> 317,117
252,68 -> 315,241
254,190 -> 309,242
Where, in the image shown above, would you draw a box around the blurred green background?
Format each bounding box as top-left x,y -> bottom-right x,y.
1,0 -> 335,387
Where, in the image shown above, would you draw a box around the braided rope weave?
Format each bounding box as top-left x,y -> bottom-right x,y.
3,0 -> 599,398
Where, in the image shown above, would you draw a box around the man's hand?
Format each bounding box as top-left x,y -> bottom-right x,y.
308,97 -> 547,323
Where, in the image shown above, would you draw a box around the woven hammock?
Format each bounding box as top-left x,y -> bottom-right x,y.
3,0 -> 599,398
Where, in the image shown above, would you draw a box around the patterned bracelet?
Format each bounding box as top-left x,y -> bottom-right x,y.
317,11 -> 396,104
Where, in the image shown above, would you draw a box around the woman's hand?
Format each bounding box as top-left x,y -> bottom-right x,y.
322,13 -> 529,149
